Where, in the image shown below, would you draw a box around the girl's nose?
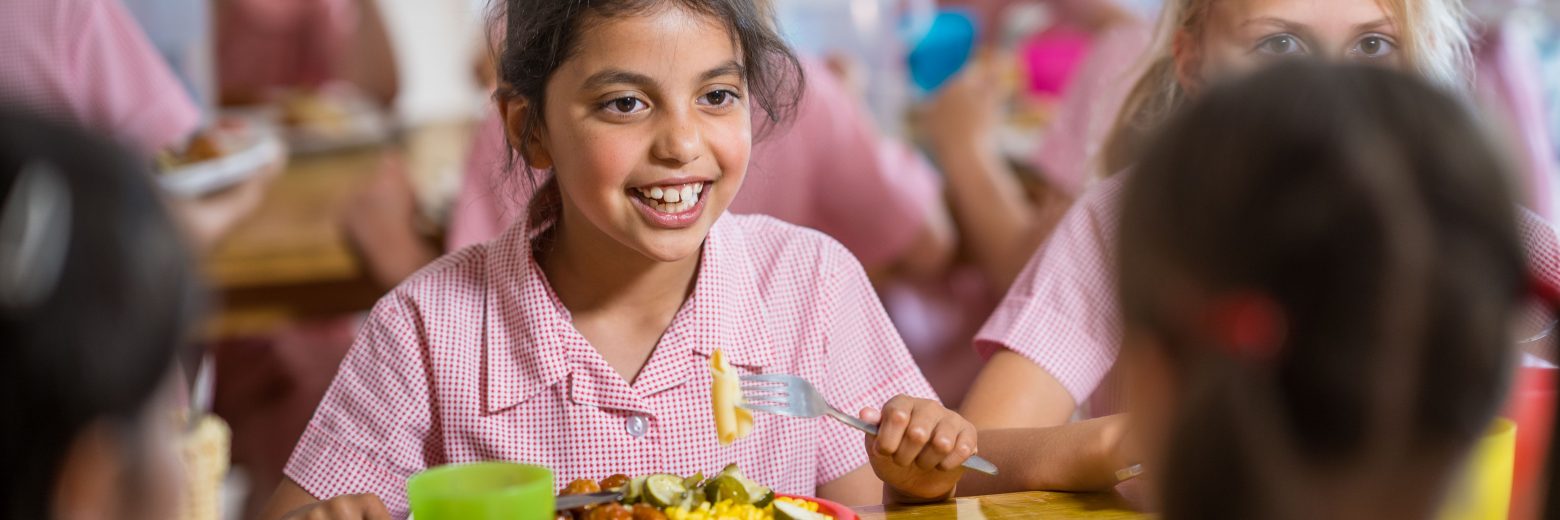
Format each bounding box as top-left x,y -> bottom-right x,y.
651,112 -> 702,167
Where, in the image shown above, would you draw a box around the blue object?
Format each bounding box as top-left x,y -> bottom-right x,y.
908,10 -> 977,94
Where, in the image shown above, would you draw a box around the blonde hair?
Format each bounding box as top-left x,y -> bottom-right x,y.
1100,0 -> 1474,175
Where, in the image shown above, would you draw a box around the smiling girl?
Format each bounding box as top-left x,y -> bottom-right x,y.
260,1 -> 975,518
954,0 -> 1560,492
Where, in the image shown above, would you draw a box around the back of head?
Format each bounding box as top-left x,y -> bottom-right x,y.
0,110 -> 203,518
1118,61 -> 1525,519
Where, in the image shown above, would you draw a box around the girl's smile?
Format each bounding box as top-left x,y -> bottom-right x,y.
628,179 -> 713,229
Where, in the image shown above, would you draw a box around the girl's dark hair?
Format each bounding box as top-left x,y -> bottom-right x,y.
495,0 -> 803,150
1118,62 -> 1526,519
0,110 -> 204,518
490,0 -> 803,226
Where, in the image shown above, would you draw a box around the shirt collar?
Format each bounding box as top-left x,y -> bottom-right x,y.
483,214 -> 777,414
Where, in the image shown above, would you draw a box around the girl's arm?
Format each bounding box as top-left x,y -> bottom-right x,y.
260,478 -> 391,520
816,465 -> 887,507
923,53 -> 1054,289
960,350 -> 1078,428
954,416 -> 1133,495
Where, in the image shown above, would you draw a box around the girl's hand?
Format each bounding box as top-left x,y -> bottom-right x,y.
279,493 -> 391,520
860,395 -> 978,502
920,50 -> 1004,159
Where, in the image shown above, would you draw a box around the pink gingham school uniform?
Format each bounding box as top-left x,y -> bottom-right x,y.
216,0 -> 356,95
286,213 -> 937,517
977,172 -> 1560,418
0,0 -> 200,155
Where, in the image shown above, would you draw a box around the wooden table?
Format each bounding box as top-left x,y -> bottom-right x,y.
202,120 -> 475,337
852,491 -> 1146,519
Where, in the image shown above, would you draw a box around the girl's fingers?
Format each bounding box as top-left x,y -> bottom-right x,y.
937,427 -> 979,471
859,407 -> 882,425
915,419 -> 963,470
874,397 -> 913,457
892,401 -> 941,467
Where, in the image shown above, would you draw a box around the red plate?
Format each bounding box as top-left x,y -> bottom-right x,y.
775,494 -> 857,520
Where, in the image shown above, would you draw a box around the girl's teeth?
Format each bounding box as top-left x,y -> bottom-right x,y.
637,182 -> 708,211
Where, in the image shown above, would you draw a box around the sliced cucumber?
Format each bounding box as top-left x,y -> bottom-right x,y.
643,474 -> 687,508
751,488 -> 775,508
622,476 -> 646,504
773,500 -> 828,520
682,472 -> 704,490
703,475 -> 750,504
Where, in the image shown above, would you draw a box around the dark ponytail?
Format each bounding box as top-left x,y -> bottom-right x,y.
1119,62 -> 1527,519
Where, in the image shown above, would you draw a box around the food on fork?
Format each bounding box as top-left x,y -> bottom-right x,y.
710,349 -> 753,445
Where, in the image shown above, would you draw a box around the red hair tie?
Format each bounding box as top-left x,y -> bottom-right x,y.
1202,292 -> 1286,361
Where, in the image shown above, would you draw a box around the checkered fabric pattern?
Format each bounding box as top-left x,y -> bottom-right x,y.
286,213 -> 936,518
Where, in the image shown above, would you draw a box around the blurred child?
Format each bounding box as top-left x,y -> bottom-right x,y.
0,0 -> 279,249
261,1 -> 976,518
215,0 -> 399,107
959,0 -> 1560,434
1118,61 -> 1526,518
0,111 -> 205,520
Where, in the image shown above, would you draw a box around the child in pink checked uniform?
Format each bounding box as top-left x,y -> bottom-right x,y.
263,1 -> 979,518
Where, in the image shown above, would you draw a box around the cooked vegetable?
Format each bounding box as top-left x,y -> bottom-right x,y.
703,475 -> 750,504
587,504 -> 633,520
772,500 -> 828,520
644,474 -> 689,508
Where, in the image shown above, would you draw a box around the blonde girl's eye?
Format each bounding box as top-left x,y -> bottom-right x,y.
697,89 -> 741,108
1350,35 -> 1397,59
1255,34 -> 1307,56
601,96 -> 648,115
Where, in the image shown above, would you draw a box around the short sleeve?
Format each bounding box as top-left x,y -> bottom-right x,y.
813,242 -> 938,484
792,61 -> 942,269
973,174 -> 1129,406
285,293 -> 436,517
71,0 -> 200,154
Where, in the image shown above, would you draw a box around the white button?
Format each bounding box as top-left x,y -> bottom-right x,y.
625,415 -> 649,438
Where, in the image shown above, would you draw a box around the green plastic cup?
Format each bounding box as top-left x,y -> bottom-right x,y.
406,462 -> 554,520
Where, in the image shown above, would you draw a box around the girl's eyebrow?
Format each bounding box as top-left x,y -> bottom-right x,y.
1353,18 -> 1393,34
699,60 -> 745,83
582,69 -> 658,91
1240,16 -> 1317,42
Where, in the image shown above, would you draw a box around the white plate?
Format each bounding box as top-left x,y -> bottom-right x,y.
158,128 -> 284,198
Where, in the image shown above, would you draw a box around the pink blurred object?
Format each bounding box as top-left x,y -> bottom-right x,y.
0,0 -> 201,155
1505,366 -> 1556,520
1020,26 -> 1092,96
216,0 -> 357,99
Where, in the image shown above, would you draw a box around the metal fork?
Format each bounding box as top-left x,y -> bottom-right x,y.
739,373 -> 999,476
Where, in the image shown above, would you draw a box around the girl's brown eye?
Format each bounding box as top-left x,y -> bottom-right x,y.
700,89 -> 739,107
604,97 -> 646,114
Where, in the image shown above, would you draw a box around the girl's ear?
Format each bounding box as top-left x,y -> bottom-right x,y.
1172,30 -> 1205,95
497,92 -> 555,170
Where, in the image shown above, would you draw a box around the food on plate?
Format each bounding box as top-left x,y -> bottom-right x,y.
709,349 -> 752,445
279,92 -> 352,134
556,464 -> 832,520
155,132 -> 228,172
